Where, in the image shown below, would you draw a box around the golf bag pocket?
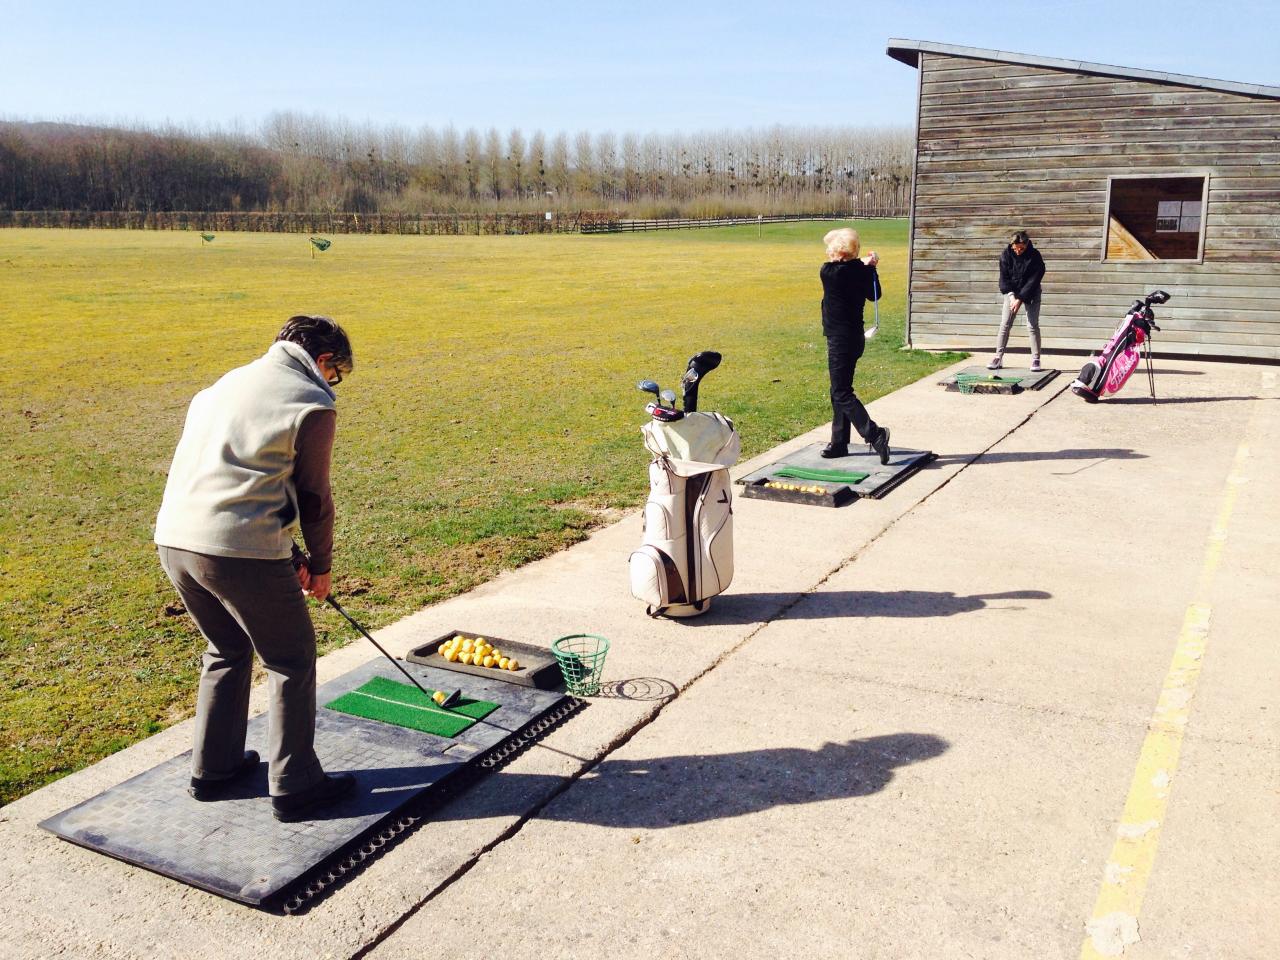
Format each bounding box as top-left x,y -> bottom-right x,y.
643,497 -> 679,542
648,460 -> 682,498
691,471 -> 734,598
629,544 -> 683,608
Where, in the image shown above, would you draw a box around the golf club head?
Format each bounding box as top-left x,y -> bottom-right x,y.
659,388 -> 677,409
686,351 -> 721,377
437,688 -> 462,708
681,351 -> 721,413
646,401 -> 683,422
637,379 -> 661,400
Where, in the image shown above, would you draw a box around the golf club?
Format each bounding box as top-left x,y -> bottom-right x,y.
659,388 -> 678,409
865,277 -> 880,341
326,596 -> 461,708
646,400 -> 683,422
680,350 -> 721,413
637,379 -> 661,405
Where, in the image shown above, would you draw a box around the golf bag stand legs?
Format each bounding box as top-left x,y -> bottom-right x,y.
1144,338 -> 1157,403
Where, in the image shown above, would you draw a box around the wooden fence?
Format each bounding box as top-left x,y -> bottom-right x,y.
0,210 -> 618,235
0,208 -> 908,235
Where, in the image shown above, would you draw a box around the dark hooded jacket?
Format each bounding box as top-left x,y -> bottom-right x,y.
998,242 -> 1046,301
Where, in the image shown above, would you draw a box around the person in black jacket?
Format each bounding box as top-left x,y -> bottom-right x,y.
819,227 -> 891,463
989,230 -> 1047,372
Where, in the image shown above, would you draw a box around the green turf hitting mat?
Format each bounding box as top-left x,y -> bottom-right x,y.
953,372 -> 1022,393
940,365 -> 1060,394
324,676 -> 499,737
773,465 -> 870,484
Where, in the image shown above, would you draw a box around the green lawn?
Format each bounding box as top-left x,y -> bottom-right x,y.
0,221 -> 962,803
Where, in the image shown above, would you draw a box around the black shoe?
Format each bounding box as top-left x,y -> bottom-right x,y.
271,772 -> 357,822
870,427 -> 891,465
820,443 -> 849,459
189,750 -> 260,801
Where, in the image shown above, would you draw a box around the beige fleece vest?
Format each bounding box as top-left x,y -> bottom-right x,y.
154,341 -> 336,559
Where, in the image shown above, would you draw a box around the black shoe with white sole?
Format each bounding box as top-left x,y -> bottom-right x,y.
271,772 -> 357,822
820,443 -> 849,459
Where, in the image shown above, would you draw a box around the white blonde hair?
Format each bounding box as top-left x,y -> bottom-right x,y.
824,227 -> 860,262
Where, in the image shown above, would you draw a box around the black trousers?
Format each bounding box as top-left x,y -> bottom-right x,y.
826,333 -> 880,445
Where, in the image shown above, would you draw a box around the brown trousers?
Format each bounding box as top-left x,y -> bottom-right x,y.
158,546 -> 326,796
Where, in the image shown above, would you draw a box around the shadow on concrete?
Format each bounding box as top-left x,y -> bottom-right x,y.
1104,395 -> 1265,405
931,447 -> 1146,466
595,677 -> 678,701
715,589 -> 1050,621
417,733 -> 950,827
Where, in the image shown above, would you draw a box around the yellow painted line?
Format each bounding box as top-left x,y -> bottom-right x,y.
1079,437 -> 1252,959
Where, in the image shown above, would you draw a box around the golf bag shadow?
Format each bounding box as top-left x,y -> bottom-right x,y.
630,412 -> 740,618
1070,290 -> 1169,403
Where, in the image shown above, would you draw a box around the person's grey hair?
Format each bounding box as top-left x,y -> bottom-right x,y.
824,227 -> 861,262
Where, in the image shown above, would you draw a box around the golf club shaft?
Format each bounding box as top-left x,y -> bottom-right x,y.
326,596 -> 436,699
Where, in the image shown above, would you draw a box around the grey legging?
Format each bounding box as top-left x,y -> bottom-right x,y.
995,292 -> 1042,357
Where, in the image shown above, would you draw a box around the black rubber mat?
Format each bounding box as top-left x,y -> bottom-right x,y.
39,658 -> 575,909
737,443 -> 935,507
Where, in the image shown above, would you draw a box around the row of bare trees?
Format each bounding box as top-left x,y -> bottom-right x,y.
0,115 -> 912,219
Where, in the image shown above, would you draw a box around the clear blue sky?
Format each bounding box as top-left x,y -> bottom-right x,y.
2,0 -> 1276,134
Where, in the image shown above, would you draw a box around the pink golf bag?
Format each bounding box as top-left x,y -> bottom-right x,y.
1070,290 -> 1170,403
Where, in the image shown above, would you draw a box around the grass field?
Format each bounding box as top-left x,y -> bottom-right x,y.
0,221 -> 963,804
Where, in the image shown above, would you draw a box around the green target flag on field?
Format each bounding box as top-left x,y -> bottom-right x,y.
309,236 -> 332,258
200,233 -> 215,245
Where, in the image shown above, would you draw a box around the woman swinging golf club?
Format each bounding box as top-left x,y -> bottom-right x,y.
154,315 -> 357,822
819,228 -> 891,463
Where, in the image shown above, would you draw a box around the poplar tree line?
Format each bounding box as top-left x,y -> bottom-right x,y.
0,116 -> 912,218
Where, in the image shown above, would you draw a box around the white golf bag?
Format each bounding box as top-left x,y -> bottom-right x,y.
629,412 -> 741,618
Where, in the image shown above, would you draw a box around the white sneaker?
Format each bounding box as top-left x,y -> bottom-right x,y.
1030,356 -> 1043,373
986,355 -> 1003,370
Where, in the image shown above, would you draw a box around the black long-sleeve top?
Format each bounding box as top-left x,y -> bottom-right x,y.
820,259 -> 881,337
998,243 -> 1046,300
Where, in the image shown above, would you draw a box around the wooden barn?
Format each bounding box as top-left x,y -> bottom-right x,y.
887,39 -> 1280,360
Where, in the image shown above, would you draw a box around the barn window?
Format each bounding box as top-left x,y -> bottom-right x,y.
1104,175 -> 1207,261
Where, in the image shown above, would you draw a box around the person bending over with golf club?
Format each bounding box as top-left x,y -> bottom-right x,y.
819,227 -> 891,463
154,315 -> 357,822
989,230 -> 1047,372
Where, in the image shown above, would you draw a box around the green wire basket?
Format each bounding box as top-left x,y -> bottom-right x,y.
551,634 -> 611,696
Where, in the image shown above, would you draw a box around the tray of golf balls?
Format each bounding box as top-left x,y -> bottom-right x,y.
741,475 -> 858,507
406,630 -> 564,689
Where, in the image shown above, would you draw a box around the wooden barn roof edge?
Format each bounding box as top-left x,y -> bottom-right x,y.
886,38 -> 1280,101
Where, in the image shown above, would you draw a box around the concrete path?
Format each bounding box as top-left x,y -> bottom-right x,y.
3,357 -> 1277,960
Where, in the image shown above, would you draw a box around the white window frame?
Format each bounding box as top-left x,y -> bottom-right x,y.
1101,173 -> 1210,263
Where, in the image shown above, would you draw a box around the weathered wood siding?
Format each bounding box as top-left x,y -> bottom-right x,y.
908,53 -> 1280,359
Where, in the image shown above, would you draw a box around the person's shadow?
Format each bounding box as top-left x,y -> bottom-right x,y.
930,447 -> 1146,466
711,589 -> 1051,622
365,733 -> 950,828
1104,395 -> 1264,405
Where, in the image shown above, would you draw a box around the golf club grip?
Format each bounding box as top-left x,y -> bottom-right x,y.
326,597 -> 434,697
